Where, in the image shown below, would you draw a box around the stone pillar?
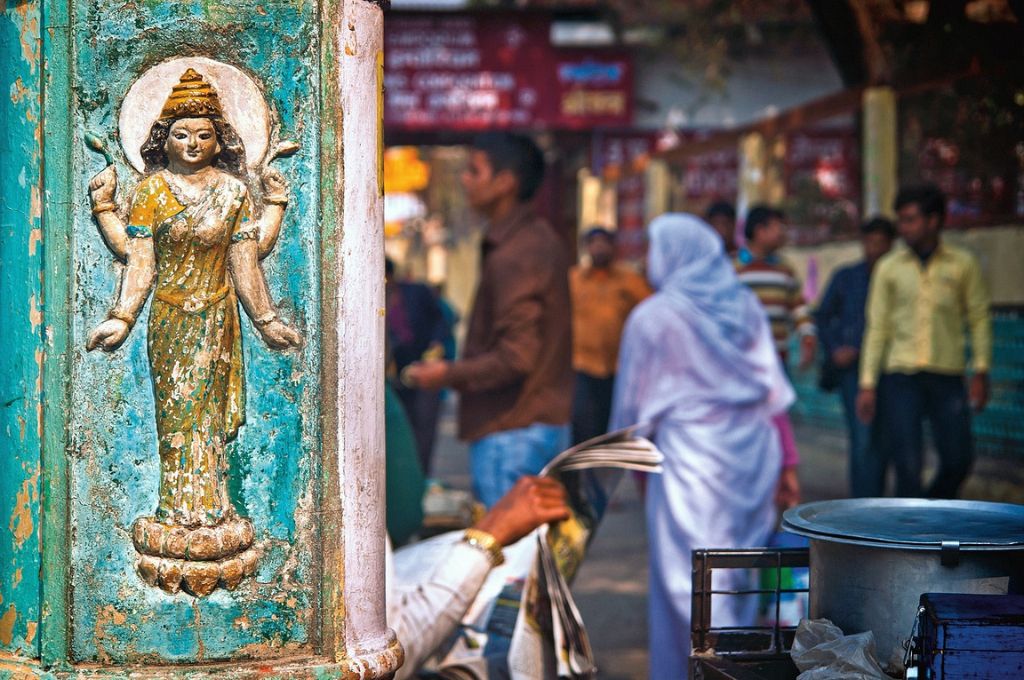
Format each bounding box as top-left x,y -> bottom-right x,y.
737,131 -> 786,220
644,159 -> 671,224
862,86 -> 898,218
1,0 -> 400,676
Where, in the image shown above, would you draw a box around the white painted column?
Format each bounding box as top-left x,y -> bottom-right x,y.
326,0 -> 402,675
862,86 -> 898,218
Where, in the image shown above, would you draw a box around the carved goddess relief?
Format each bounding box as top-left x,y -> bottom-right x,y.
86,65 -> 301,597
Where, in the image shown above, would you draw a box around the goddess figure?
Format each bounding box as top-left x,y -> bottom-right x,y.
86,68 -> 301,596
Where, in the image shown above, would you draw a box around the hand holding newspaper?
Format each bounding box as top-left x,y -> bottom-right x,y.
396,425 -> 662,680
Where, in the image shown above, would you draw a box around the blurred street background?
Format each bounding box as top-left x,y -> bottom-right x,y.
383,2 -> 1024,677
429,394 -> 1024,679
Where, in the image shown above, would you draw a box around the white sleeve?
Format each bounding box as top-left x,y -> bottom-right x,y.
388,541 -> 493,679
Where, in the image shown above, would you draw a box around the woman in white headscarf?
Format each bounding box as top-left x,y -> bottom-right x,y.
611,214 -> 794,676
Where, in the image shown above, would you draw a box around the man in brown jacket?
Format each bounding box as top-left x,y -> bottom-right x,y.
404,133 -> 573,508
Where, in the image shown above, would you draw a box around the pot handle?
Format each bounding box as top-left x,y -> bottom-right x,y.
941,540 -> 961,567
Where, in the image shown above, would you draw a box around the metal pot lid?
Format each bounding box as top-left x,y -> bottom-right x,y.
782,498 -> 1024,551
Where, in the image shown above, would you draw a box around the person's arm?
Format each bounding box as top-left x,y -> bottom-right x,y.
626,270 -> 653,306
389,477 -> 570,678
963,255 -> 992,411
442,254 -> 549,393
390,542 -> 493,680
785,266 -> 816,369
859,261 -> 890,391
814,271 -> 843,359
857,260 -> 892,422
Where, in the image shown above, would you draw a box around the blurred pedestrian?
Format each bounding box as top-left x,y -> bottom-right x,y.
432,283 -> 460,363
569,227 -> 651,444
386,258 -> 450,476
735,205 -> 811,507
815,217 -> 895,497
611,214 -> 794,676
706,200 -> 738,256
857,184 -> 991,498
403,133 -> 572,508
736,205 -> 817,366
384,380 -> 426,547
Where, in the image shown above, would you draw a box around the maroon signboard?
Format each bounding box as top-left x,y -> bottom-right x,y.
615,172 -> 647,263
682,147 -> 739,205
785,129 -> 860,203
784,128 -> 861,244
555,51 -> 633,129
590,132 -> 656,178
384,12 -> 633,131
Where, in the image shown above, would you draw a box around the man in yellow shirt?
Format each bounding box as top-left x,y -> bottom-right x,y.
570,227 -> 651,443
857,184 -> 991,498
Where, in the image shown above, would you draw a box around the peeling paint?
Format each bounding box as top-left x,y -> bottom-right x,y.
8,472 -> 38,548
29,184 -> 41,219
25,620 -> 37,646
2,0 -> 44,661
10,76 -> 30,103
28,295 -> 42,332
0,605 -> 16,647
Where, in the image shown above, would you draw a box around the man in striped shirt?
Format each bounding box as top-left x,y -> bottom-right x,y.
735,205 -> 817,368
734,205 -> 813,511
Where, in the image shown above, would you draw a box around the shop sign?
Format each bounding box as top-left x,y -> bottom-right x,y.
385,12 -> 632,131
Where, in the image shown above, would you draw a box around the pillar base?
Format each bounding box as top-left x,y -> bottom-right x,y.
0,637 -> 404,680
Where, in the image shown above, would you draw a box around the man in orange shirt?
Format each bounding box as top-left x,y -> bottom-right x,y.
570,227 -> 652,443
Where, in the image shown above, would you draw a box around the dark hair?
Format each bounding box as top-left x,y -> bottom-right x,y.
471,132 -> 545,201
743,204 -> 784,241
894,183 -> 946,224
860,216 -> 896,240
140,116 -> 247,177
583,226 -> 615,243
385,257 -> 396,277
706,201 -> 736,221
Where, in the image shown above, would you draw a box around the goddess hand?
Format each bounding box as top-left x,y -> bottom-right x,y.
261,167 -> 289,200
86,318 -> 130,352
259,319 -> 302,350
88,166 -> 117,206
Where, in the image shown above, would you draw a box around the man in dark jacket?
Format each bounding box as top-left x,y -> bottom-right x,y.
815,217 -> 894,496
404,133 -> 572,507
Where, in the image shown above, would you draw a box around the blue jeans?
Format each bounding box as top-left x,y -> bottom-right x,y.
469,423 -> 570,508
877,372 -> 973,499
838,368 -> 885,497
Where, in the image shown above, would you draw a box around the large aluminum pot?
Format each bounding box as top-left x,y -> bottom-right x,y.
783,499 -> 1024,671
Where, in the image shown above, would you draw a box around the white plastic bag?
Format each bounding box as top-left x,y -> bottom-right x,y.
791,618 -> 890,680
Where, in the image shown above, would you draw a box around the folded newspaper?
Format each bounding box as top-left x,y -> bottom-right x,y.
392,426 -> 662,679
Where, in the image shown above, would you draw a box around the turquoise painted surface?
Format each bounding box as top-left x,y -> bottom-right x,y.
0,0 -> 43,660
67,0 -> 322,664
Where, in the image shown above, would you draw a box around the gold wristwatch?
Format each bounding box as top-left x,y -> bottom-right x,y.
462,528 -> 505,567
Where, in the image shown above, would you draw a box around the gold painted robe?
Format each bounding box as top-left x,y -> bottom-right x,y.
127,170 -> 256,527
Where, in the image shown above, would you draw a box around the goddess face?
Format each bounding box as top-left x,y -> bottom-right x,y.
165,117 -> 221,170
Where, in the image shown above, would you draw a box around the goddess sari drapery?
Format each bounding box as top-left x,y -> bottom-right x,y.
127,170 -> 257,527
